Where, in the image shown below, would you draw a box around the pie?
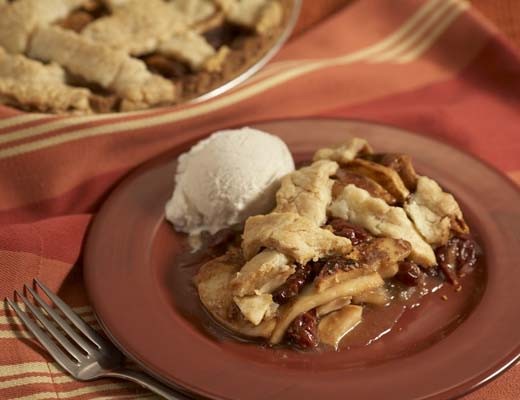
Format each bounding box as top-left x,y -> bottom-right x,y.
0,0 -> 293,114
194,137 -> 480,350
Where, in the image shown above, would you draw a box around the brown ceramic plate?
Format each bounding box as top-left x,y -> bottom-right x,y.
84,119 -> 520,400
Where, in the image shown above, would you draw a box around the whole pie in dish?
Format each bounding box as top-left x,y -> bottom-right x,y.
0,0 -> 293,114
190,136 -> 480,350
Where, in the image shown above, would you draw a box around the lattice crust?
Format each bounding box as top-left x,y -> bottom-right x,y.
216,0 -> 282,33
242,212 -> 352,264
0,47 -> 91,113
0,0 -> 289,114
0,0 -> 85,53
158,32 -> 229,72
404,176 -> 469,246
313,138 -> 373,164
28,26 -> 176,110
171,0 -> 218,26
274,160 -> 338,226
329,184 -> 437,267
81,0 -> 187,55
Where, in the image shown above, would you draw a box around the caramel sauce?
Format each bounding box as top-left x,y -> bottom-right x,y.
338,278 -> 444,349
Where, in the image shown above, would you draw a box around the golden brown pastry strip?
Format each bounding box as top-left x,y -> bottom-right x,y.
219,0 -> 283,34
0,48 -> 91,113
233,160 -> 341,324
404,176 -> 468,246
82,0 -> 186,55
83,0 -> 226,71
275,160 -> 338,226
242,212 -> 352,264
0,0 -> 85,53
230,250 -> 294,297
28,26 -> 175,110
172,0 -> 218,26
313,137 -> 373,164
329,184 -> 436,266
159,32 -> 229,72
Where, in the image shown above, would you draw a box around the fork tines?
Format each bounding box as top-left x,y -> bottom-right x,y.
5,279 -> 106,375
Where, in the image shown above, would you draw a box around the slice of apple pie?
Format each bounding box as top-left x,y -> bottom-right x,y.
195,137 -> 480,350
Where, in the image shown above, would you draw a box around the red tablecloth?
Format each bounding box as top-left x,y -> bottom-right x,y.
1,0 -> 519,398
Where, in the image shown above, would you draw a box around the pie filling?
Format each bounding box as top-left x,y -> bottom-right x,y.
0,0 -> 292,114
194,137 -> 481,351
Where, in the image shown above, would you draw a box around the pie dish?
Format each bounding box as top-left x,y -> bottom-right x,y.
0,0 -> 297,114
194,136 -> 480,350
84,119 -> 520,400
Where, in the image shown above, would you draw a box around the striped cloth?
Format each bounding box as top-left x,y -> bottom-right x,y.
1,0 -> 519,398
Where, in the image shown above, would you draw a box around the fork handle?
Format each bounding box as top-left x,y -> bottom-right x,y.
106,369 -> 192,400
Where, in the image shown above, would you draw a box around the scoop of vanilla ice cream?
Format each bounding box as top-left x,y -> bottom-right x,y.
165,127 -> 295,235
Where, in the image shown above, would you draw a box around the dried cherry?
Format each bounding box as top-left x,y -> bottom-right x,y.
286,310 -> 319,349
435,235 -> 479,286
272,264 -> 314,305
396,261 -> 422,286
328,218 -> 371,245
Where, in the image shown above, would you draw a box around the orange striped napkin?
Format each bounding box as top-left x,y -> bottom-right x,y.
1,0 -> 520,399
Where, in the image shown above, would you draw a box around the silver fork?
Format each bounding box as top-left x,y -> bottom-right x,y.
6,279 -> 190,400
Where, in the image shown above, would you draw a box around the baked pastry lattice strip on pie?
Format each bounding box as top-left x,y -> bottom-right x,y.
233,160 -> 342,297
103,0 -> 220,27
171,0 -> 220,27
230,250 -> 294,297
81,0 -> 186,56
329,184 -> 436,266
404,176 -> 469,247
274,160 -> 339,226
158,32 -> 230,72
82,0 -> 228,71
0,0 -> 85,53
216,0 -> 283,34
0,47 -> 91,113
232,160 -> 348,324
313,137 -> 373,164
242,212 -> 352,264
28,26 -> 175,110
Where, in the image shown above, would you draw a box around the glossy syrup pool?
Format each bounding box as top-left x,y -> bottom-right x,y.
155,220 -> 486,365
